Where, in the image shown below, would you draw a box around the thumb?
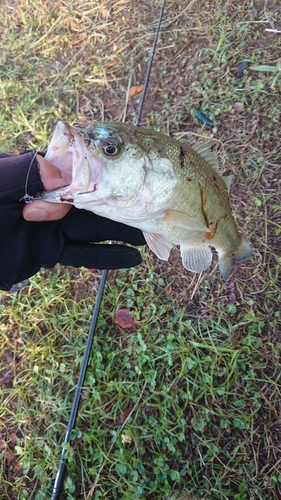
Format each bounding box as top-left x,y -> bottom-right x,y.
23,200 -> 71,221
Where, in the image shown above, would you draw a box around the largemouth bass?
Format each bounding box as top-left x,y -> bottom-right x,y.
42,121 -> 252,279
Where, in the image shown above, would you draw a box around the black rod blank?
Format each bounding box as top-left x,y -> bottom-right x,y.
51,269 -> 108,500
51,1 -> 165,498
136,0 -> 165,127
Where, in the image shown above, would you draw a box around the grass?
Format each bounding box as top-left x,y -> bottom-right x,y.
0,0 -> 281,499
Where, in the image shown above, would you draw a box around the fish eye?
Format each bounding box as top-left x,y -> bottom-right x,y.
102,141 -> 120,156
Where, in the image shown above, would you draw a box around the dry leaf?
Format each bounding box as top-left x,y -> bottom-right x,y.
0,372 -> 14,385
15,337 -> 24,346
251,119 -> 259,135
229,292 -> 236,305
14,461 -> 23,471
165,285 -> 173,296
8,433 -> 19,446
5,451 -> 16,466
233,102 -> 244,112
121,434 -> 132,444
117,404 -> 133,425
9,279 -> 30,293
72,436 -> 83,450
5,352 -> 13,363
237,61 -> 248,78
129,85 -> 144,98
114,309 -> 141,329
0,439 -> 6,452
252,7 -> 258,18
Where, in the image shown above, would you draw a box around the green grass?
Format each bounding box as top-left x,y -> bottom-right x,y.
1,0 -> 281,499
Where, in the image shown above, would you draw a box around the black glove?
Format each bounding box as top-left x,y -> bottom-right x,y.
58,208 -> 146,268
0,152 -> 146,291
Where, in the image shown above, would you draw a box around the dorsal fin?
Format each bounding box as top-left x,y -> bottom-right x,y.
193,141 -> 220,172
223,174 -> 233,192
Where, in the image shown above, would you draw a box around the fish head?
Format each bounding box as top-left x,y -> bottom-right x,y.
43,122 -> 178,221
74,122 -> 149,205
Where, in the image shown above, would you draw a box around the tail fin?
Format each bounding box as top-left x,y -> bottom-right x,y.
232,237 -> 253,264
218,236 -> 253,280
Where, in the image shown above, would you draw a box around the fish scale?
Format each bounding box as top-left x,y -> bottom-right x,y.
42,121 -> 253,279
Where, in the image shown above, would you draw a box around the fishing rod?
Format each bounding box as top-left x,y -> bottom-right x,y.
51,2 -> 165,498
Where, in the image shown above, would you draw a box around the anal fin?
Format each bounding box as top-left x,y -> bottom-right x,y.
181,244 -> 213,273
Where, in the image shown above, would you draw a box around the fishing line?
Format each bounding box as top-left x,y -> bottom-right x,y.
135,0 -> 165,126
19,150 -> 41,203
51,1 -> 165,499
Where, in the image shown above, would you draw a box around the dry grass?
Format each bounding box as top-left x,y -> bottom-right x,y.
0,0 -> 281,499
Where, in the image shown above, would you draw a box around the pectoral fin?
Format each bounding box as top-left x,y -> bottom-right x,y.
181,244 -> 213,273
143,232 -> 173,260
163,209 -> 210,232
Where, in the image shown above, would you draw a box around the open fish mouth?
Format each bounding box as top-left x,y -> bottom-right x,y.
42,121 -> 102,204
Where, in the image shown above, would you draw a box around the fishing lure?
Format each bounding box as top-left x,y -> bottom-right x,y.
191,108 -> 219,127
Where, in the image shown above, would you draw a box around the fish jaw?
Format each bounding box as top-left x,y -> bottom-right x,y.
43,121 -> 103,204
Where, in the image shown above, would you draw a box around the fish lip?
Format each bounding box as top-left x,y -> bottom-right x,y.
44,121 -> 74,186
43,121 -> 102,203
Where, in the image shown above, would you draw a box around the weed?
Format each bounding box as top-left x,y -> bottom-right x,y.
1,0 -> 281,499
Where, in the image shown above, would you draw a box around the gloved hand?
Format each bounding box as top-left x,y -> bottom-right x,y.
0,151 -> 146,291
